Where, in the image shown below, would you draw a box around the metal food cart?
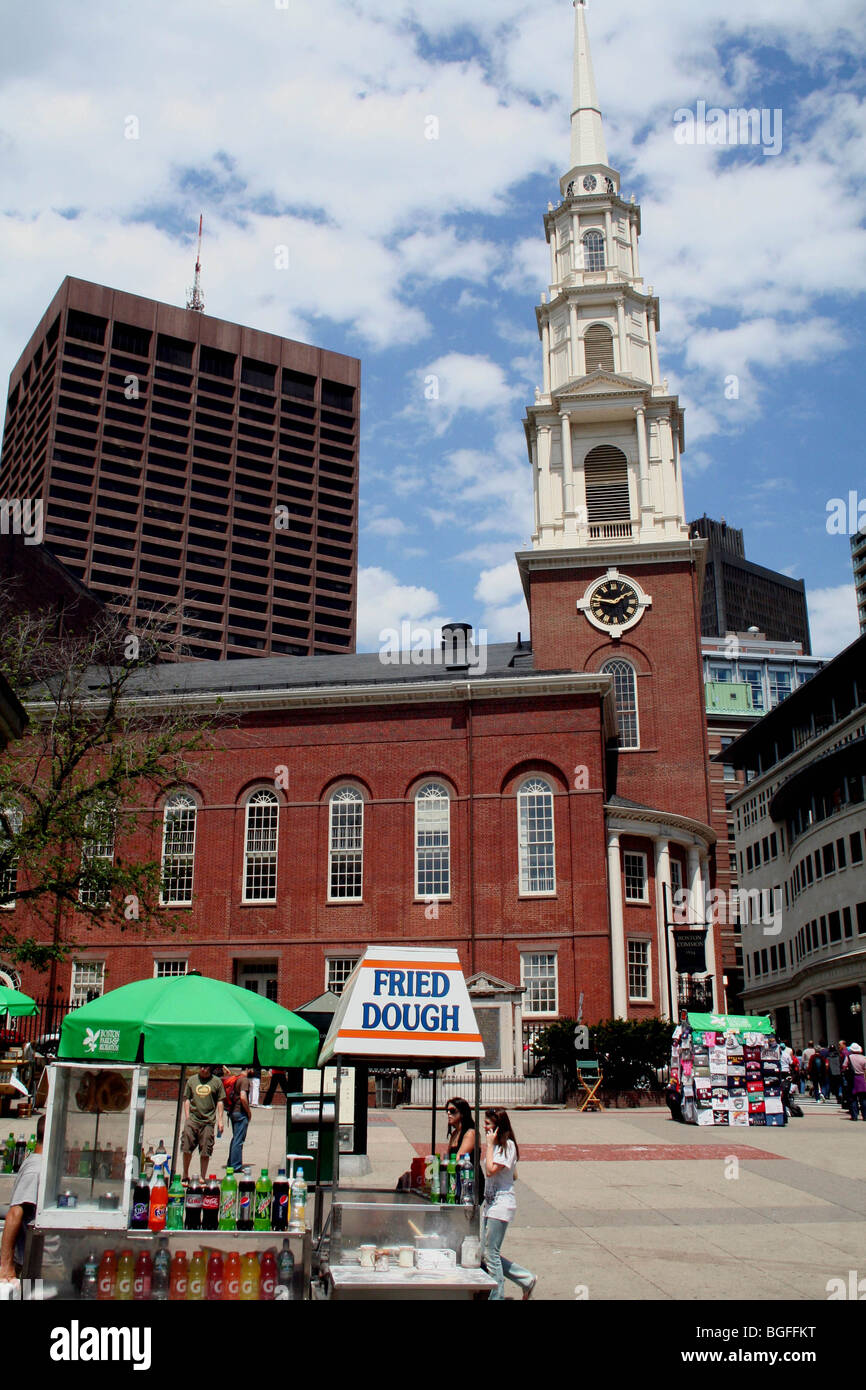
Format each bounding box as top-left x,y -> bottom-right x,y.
317,945 -> 497,1301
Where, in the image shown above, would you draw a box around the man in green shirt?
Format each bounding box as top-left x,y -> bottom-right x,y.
182,1065 -> 225,1181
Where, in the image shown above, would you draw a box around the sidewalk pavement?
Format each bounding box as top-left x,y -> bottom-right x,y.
3,1095 -> 865,1300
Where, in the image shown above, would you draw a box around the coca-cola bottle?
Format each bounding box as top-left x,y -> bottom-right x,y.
201,1174 -> 220,1231
185,1178 -> 203,1231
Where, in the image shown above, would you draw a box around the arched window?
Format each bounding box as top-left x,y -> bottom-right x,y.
602,659 -> 639,749
517,778 -> 556,894
329,787 -> 363,900
243,789 -> 279,903
415,783 -> 450,899
584,444 -> 630,525
583,323 -> 615,372
160,792 -> 198,905
582,229 -> 605,272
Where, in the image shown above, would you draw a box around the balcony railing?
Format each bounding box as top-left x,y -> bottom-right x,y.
588,521 -> 634,541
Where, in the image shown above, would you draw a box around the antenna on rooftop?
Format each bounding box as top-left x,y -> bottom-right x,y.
186,214 -> 205,313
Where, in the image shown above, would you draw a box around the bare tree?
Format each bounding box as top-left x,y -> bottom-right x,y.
0,586 -> 225,984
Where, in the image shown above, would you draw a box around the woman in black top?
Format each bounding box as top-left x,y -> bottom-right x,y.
444,1096 -> 476,1157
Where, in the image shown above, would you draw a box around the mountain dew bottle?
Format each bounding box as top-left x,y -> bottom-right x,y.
166,1173 -> 185,1230
219,1167 -> 238,1230
254,1169 -> 272,1231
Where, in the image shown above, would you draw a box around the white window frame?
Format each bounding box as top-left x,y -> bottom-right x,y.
70,960 -> 105,1008
669,858 -> 683,896
242,789 -> 279,904
627,939 -> 651,1001
325,956 -> 360,996
624,850 -> 649,903
153,958 -> 188,978
160,792 -> 197,906
328,786 -> 364,902
0,807 -> 22,909
520,951 -> 558,1017
582,229 -> 605,272
415,782 -> 451,900
517,778 -> 556,895
601,659 -> 639,750
78,804 -> 116,908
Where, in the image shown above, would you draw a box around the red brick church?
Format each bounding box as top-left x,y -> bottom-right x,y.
9,1 -> 720,1044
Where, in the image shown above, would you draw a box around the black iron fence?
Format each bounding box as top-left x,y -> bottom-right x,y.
0,999 -> 70,1051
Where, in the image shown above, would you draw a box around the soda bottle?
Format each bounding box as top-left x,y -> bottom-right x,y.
130,1177 -> 150,1231
446,1154 -> 457,1204
271,1169 -> 289,1231
169,1250 -> 188,1301
80,1251 -> 99,1301
459,1157 -> 475,1207
185,1179 -> 203,1231
254,1169 -> 272,1231
239,1251 -> 260,1301
289,1166 -> 307,1232
237,1174 -> 255,1231
79,1141 -> 93,1178
223,1250 -> 241,1300
97,1249 -> 117,1301
276,1238 -> 294,1299
259,1249 -> 277,1301
2,1133 -> 14,1172
187,1250 -> 206,1301
152,1138 -> 169,1175
166,1173 -> 185,1230
26,1133 -> 36,1155
201,1174 -> 220,1231
149,1165 -> 168,1232
133,1250 -> 153,1301
206,1250 -> 224,1301
152,1238 -> 170,1301
219,1167 -> 238,1230
115,1250 -> 135,1301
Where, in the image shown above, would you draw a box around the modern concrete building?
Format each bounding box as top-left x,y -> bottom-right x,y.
725,633 -> 866,1047
701,633 -> 825,1012
0,277 -> 360,659
853,525 -> 866,634
690,515 -> 811,653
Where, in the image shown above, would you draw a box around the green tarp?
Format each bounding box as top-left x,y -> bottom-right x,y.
685,1011 -> 774,1035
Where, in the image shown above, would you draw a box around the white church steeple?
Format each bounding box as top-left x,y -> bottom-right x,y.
524,0 -> 689,552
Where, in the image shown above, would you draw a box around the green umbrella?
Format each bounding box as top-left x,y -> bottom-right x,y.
59,973 -> 320,1067
0,986 -> 38,1018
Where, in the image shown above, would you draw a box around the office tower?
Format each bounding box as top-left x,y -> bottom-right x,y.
0,277 -> 359,658
852,526 -> 866,634
689,515 -> 811,653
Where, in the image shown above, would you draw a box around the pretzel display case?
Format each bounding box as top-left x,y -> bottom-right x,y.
35,1061 -> 146,1230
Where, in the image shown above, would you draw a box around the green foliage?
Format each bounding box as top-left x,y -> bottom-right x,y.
531,1015 -> 671,1092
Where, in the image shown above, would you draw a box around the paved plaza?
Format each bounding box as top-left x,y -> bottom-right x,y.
3,1094 -> 865,1301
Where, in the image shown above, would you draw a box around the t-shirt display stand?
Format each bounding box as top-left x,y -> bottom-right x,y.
672,1012 -> 786,1128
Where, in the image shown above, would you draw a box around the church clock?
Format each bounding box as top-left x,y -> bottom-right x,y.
576,569 -> 652,638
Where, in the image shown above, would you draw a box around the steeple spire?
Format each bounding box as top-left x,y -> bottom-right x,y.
570,0 -> 608,170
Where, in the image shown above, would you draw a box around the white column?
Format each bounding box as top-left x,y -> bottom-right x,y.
607,832 -> 628,1018
572,212 -> 581,271
530,436 -> 540,542
635,406 -> 652,515
541,320 -> 551,394
537,426 -> 554,542
654,837 -> 672,1021
549,238 -> 557,288
568,302 -> 580,379
825,993 -> 840,1044
560,412 -> 576,528
700,853 -> 719,1012
648,309 -> 661,385
604,208 -> 613,275
687,846 -> 704,924
616,296 -> 629,373
630,219 -> 640,280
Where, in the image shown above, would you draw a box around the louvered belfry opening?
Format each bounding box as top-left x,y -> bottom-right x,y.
584,323 -> 615,372
584,444 -> 630,523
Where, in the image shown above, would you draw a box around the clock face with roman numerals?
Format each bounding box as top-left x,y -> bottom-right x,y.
576,569 -> 651,637
589,578 -> 639,628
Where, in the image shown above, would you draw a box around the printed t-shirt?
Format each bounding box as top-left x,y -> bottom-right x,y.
185,1074 -> 226,1123
482,1140 -> 517,1224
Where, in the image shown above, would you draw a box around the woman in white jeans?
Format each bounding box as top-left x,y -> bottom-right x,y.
481,1108 -> 537,1300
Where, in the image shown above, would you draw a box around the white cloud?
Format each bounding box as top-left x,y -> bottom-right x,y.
807,584 -> 860,659
355,566 -> 447,650
411,353 -> 521,434
364,514 -> 410,537
474,560 -> 524,607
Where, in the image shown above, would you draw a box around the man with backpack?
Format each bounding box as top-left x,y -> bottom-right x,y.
226,1066 -> 252,1172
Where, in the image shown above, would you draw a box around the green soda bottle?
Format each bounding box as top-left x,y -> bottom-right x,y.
166,1173 -> 185,1230
446,1153 -> 457,1204
2,1133 -> 14,1173
218,1167 -> 238,1230
26,1133 -> 36,1155
254,1168 -> 272,1231
79,1141 -> 92,1177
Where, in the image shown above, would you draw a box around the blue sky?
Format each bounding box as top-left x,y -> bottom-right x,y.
1,0 -> 864,656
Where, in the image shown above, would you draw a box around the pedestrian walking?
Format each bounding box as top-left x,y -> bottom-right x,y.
843,1042 -> 866,1121
261,1067 -> 291,1107
827,1045 -> 843,1105
227,1065 -> 252,1171
480,1108 -> 536,1301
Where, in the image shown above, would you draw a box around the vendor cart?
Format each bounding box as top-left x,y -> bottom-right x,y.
672,1011 -> 786,1128
317,945 -> 498,1301
23,973 -> 320,1301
